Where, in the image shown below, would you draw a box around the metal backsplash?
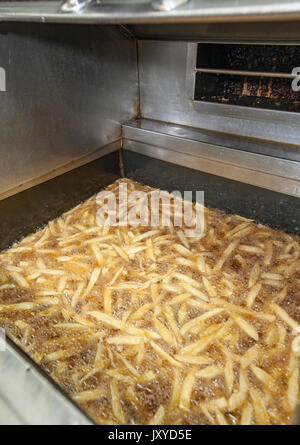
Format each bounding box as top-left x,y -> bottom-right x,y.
0,22 -> 138,199
123,119 -> 300,198
138,39 -> 300,146
123,149 -> 300,234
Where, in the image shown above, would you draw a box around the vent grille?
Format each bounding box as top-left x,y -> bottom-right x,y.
194,44 -> 300,112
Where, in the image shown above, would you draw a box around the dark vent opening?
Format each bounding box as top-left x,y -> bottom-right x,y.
194,44 -> 300,112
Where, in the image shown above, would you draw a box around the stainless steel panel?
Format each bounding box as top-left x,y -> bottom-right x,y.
0,340 -> 92,425
123,120 -> 300,197
123,149 -> 300,234
130,20 -> 300,42
124,139 -> 300,197
3,1 -> 300,24
139,40 -> 300,144
0,23 -> 138,196
123,118 -> 300,161
0,140 -> 121,201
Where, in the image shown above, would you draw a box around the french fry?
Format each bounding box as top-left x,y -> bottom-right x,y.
179,369 -> 196,412
73,388 -> 106,402
224,360 -> 234,394
248,263 -> 260,287
241,403 -> 253,425
246,283 -> 262,308
215,410 -> 228,425
106,335 -> 145,345
250,365 -> 275,390
110,380 -> 125,423
202,277 -> 217,297
150,341 -> 183,368
250,389 -> 269,424
148,405 -> 165,425
196,365 -> 223,379
153,318 -> 174,345
232,314 -> 259,341
87,311 -> 123,330
103,287 -> 112,314
0,302 -> 37,312
169,369 -> 182,410
180,308 -> 224,336
270,303 -> 299,330
174,355 -> 213,366
228,369 -> 248,411
10,271 -> 30,289
82,267 -> 101,298
264,240 -> 273,266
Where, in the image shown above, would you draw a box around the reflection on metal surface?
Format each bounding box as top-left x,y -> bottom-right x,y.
0,23 -> 138,197
123,150 -> 300,235
151,0 -> 189,12
123,119 -> 300,198
0,140 -> 121,201
124,118 -> 300,161
60,0 -> 94,13
2,1 -> 300,24
130,20 -> 300,41
0,339 -> 92,425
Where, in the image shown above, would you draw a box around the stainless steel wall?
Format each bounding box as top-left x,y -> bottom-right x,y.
0,23 -> 138,198
138,40 -> 300,147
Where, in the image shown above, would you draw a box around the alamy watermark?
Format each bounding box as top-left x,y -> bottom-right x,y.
96,183 -> 205,238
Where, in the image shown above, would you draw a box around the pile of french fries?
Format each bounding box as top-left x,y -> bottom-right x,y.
0,179 -> 299,425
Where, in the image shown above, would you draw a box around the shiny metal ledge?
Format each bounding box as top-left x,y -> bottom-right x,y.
0,339 -> 92,425
122,119 -> 300,198
2,1 -> 300,24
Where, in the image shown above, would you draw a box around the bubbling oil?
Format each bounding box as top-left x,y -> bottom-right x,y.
0,179 -> 299,425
